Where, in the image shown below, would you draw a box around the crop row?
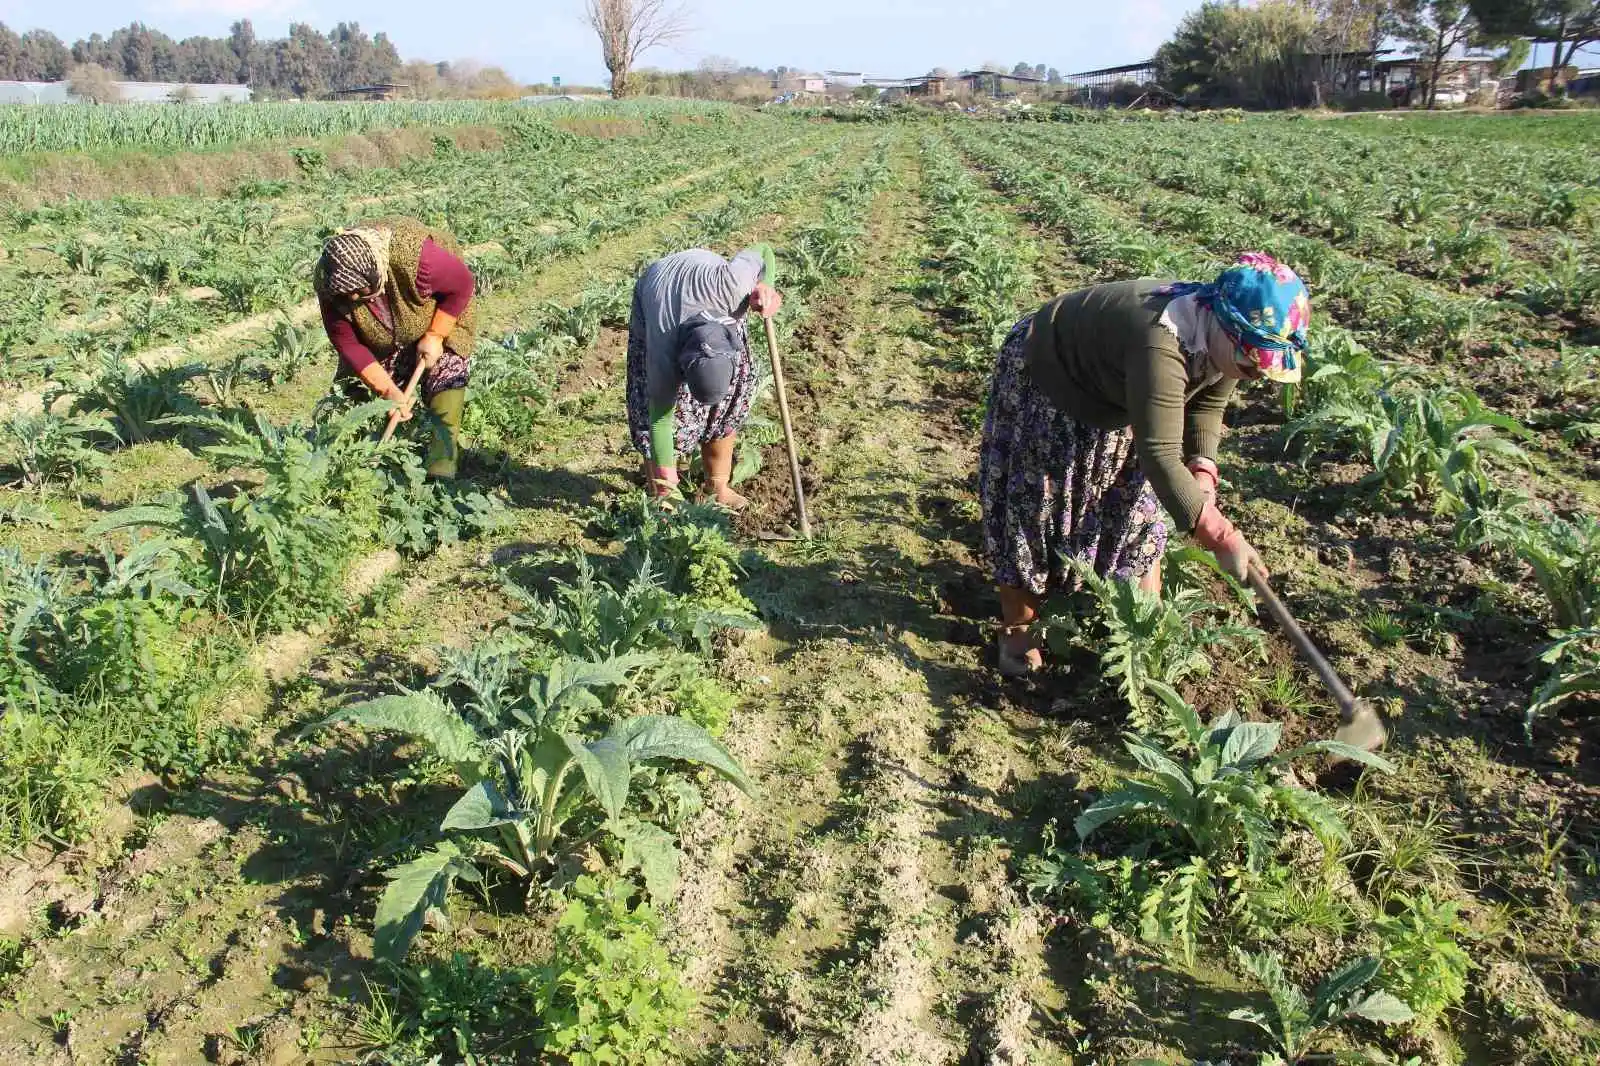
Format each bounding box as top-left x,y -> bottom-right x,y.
1013,120 -> 1599,320
0,98 -> 745,155
0,118 -> 825,393
922,130 -> 1596,1062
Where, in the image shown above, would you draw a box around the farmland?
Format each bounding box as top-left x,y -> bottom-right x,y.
0,103 -> 1597,1065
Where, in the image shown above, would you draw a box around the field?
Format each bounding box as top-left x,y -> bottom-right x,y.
0,103 -> 1597,1065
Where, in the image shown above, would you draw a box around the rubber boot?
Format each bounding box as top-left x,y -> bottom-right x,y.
425,388 -> 465,479
699,435 -> 749,511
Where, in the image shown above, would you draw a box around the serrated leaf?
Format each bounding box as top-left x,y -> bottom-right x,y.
316,691 -> 482,776
612,714 -> 755,795
88,504 -> 184,537
1278,740 -> 1395,773
1271,785 -> 1350,850
1346,990 -> 1415,1025
1311,955 -> 1383,1025
372,841 -> 475,962
619,820 -> 681,904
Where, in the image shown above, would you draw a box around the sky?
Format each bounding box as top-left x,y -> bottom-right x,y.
0,0 -> 1196,84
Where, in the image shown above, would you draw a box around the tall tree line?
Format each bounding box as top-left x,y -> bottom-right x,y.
0,20 -> 403,97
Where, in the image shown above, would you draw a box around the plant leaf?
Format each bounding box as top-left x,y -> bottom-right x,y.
1346,990 -> 1416,1026
619,819 -> 681,904
372,841 -> 476,963
612,714 -> 756,795
564,733 -> 632,825
1218,721 -> 1282,768
439,779 -> 516,832
1277,740 -> 1395,773
316,691 -> 482,777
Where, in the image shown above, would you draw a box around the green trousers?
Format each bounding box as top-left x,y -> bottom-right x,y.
426,388 -> 465,479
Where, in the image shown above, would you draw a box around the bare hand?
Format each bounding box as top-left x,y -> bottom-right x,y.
750,283 -> 782,319
1214,533 -> 1266,583
389,390 -> 415,423
417,331 -> 445,370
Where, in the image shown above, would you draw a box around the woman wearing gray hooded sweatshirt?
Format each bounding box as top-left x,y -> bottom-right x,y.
625,244 -> 781,510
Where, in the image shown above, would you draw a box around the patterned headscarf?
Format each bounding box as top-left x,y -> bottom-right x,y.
1164,252 -> 1310,383
314,227 -> 393,299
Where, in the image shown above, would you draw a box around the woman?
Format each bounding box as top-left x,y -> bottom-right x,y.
979,252 -> 1310,675
315,217 -> 478,478
626,244 -> 781,509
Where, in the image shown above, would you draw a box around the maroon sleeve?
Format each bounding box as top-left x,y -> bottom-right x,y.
415,238 -> 475,318
320,299 -> 377,373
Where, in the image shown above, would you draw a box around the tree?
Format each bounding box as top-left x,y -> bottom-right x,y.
584,0 -> 691,98
0,23 -> 22,80
1033,62 -> 1048,80
1393,0 -> 1481,107
1156,0 -> 1324,107
228,20 -> 256,85
1048,66 -> 1063,84
68,62 -> 121,103
19,30 -> 70,80
401,58 -> 441,97
1469,0 -> 1600,92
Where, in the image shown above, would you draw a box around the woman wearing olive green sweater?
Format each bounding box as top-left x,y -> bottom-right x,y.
980,253 -> 1312,676
625,244 -> 781,510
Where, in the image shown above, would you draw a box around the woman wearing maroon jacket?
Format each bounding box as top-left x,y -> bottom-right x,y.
314,217 -> 479,478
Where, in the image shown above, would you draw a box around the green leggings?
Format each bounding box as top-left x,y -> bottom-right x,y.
426,388 -> 465,478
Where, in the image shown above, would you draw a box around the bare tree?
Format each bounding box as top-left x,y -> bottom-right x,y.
584,0 -> 690,97
68,62 -> 122,104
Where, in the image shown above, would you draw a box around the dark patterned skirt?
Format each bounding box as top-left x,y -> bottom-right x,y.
978,318 -> 1168,595
625,306 -> 756,460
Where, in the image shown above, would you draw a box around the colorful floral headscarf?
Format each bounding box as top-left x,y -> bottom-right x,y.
1165,252 -> 1310,383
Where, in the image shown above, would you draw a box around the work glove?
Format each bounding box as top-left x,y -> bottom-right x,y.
1192,501 -> 1266,583
1188,457 -> 1219,506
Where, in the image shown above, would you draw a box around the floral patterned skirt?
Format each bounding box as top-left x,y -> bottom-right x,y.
338,343 -> 471,403
625,308 -> 755,460
978,318 -> 1168,595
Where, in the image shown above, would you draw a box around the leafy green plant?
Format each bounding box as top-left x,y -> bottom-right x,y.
605,493 -> 755,614
1230,950 -> 1414,1064
1497,512 -> 1600,630
318,654 -> 754,961
0,410 -> 116,489
1527,627 -> 1600,734
506,553 -> 757,661
533,873 -> 694,1065
1373,891 -> 1471,1025
1045,562 -> 1261,732
65,352 -> 204,445
1071,685 -> 1392,961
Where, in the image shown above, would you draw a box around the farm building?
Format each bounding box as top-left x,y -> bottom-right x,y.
328,83 -> 409,101
1065,60 -> 1159,106
1377,54 -> 1499,105
775,73 -> 827,95
956,67 -> 1045,98
0,80 -> 252,105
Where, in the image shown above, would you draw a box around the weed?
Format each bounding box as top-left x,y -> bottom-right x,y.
1373,891 -> 1471,1025
534,873 -> 694,1064
0,410 -> 116,489
1230,950 -> 1413,1063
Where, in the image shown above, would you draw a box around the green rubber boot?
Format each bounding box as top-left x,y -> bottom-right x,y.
425,388 -> 465,479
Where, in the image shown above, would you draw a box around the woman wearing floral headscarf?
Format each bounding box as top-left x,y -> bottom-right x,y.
314,217 -> 477,478
979,252 -> 1311,676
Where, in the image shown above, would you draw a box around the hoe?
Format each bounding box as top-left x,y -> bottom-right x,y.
1248,564 -> 1388,753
